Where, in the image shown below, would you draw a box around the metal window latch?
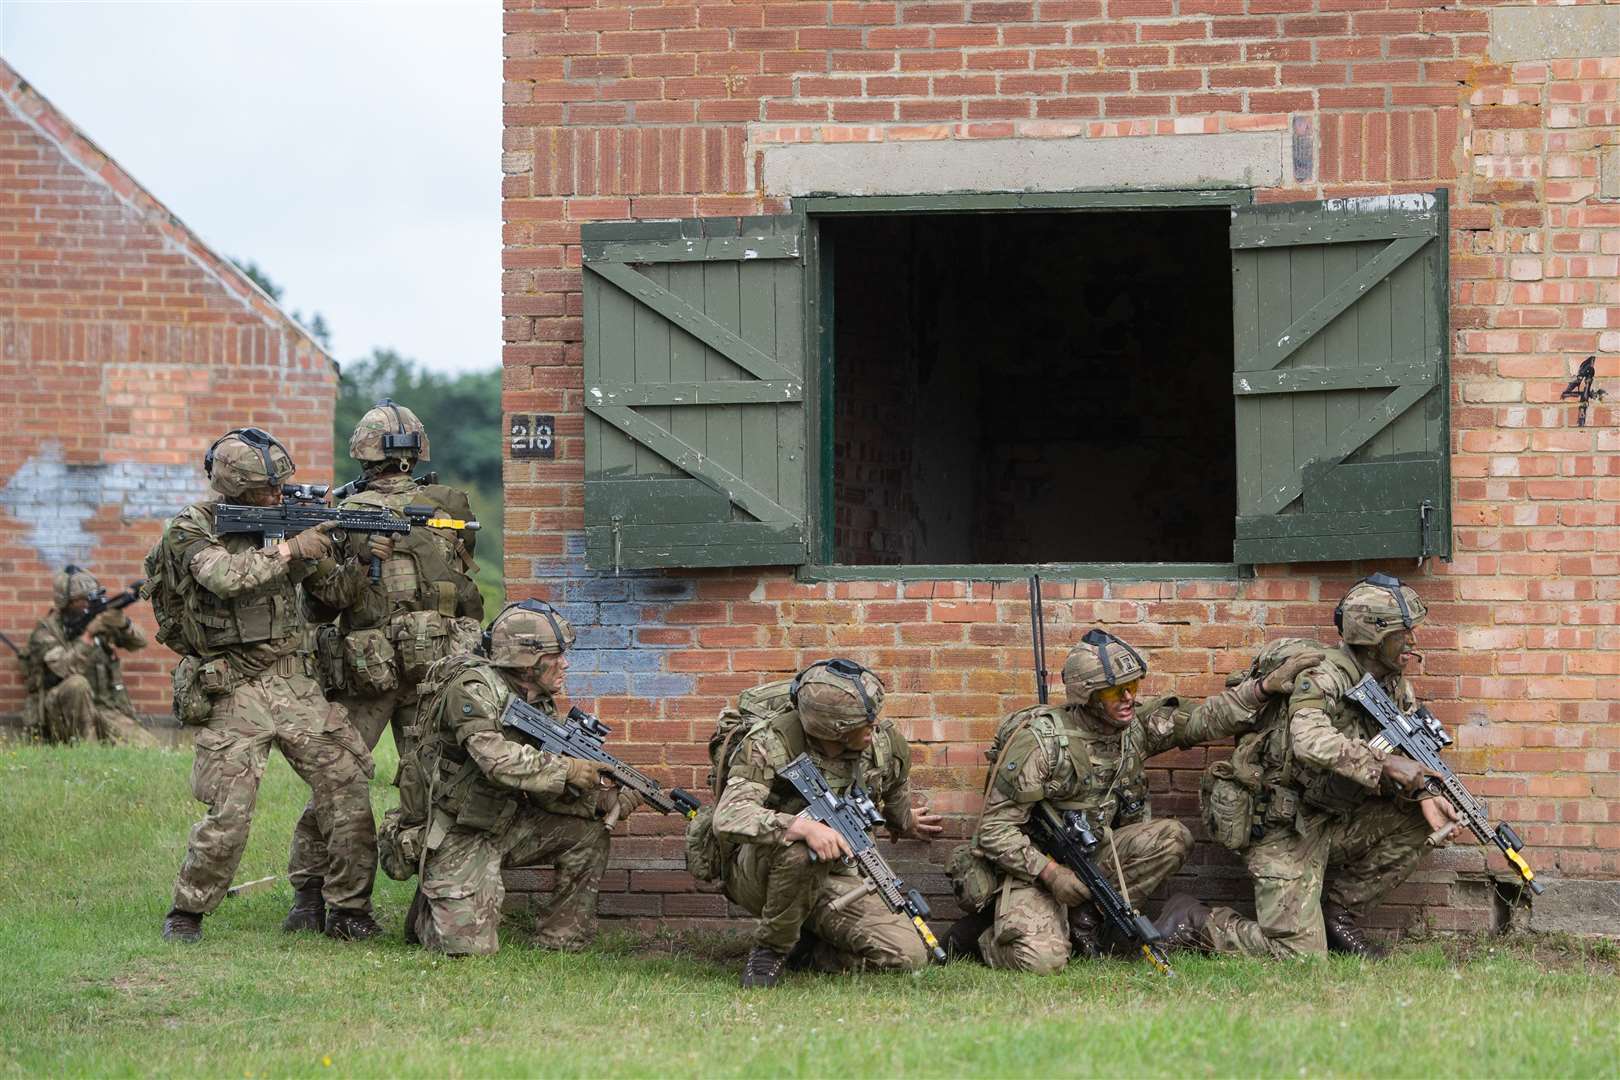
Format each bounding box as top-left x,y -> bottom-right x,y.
1417,500 -> 1434,569
611,515 -> 623,576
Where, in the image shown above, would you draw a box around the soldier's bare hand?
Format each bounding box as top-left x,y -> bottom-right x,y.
785,815 -> 851,861
1380,754 -> 1439,796
1262,652 -> 1324,695
366,533 -> 395,562
906,807 -> 945,841
1419,795 -> 1461,842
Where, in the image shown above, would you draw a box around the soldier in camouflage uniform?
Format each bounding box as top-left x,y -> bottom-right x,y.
944,629 -> 1318,974
714,660 -> 944,989
24,566 -> 158,747
282,399 -> 483,933
408,600 -> 633,956
157,428 -> 381,944
1166,575 -> 1456,959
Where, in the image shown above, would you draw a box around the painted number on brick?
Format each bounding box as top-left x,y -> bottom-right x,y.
510,414 -> 555,459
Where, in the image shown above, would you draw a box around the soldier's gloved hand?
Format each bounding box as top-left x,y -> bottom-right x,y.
1038,861 -> 1092,907
366,533 -> 396,562
285,521 -> 340,562
1262,652 -> 1324,695
84,611 -> 115,637
1380,753 -> 1439,796
565,758 -> 613,793
613,788 -> 643,821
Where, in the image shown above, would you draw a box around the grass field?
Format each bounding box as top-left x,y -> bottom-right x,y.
1,741 -> 1614,1078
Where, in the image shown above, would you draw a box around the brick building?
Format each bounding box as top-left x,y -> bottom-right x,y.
500,3 -> 1619,934
0,60 -> 337,724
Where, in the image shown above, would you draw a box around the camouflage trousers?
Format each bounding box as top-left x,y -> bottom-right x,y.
413,805 -> 611,956
38,676 -> 159,748
171,671 -> 377,916
980,817 -> 1192,974
1203,796 -> 1429,958
724,840 -> 930,973
287,683 -> 419,891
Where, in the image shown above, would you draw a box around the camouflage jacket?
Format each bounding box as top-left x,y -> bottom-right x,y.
26,609 -> 145,715
158,500 -> 358,673
331,471 -> 482,633
712,709 -> 916,848
1276,645 -> 1418,814
421,657 -> 598,833
974,682 -> 1266,882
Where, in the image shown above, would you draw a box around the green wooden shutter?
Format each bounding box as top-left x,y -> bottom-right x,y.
1230,191 -> 1451,564
581,216 -> 807,570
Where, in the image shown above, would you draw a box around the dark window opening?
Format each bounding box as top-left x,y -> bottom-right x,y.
827,210 -> 1236,565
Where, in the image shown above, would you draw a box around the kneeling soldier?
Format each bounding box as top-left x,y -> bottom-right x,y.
946,629 -> 1315,973
714,660 -> 943,988
1185,576 -> 1455,959
26,565 -> 158,747
408,600 -> 632,955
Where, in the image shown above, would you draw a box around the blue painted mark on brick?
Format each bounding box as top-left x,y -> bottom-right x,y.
596,648 -> 663,673
555,602 -> 600,626
598,602 -> 645,625
574,625 -> 631,650
569,672 -> 628,697
632,673 -> 696,697
569,577 -> 633,602
565,533 -> 587,557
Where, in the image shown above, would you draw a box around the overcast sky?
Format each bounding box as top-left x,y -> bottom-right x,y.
0,0 -> 500,374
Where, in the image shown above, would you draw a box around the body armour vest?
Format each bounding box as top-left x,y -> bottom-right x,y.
339,480 -> 481,630
728,709 -> 907,819
1262,647 -> 1394,817
159,503 -> 306,660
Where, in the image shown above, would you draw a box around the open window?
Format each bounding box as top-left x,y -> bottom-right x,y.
576,192 -> 1450,574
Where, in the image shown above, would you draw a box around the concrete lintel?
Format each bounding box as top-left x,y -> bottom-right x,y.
1527,878 -> 1620,937
1490,5 -> 1620,62
758,131 -> 1283,197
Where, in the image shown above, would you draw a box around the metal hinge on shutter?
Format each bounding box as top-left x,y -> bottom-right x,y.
1417,500 -> 1435,568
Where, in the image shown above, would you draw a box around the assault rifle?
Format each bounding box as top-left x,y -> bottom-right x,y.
499,697 -> 701,822
330,470 -> 439,502
65,580 -> 146,641
1027,804 -> 1173,975
215,499 -> 477,582
778,753 -> 947,963
1345,675 -> 1543,895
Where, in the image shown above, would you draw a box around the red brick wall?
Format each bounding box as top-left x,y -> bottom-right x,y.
501,3 -> 1619,931
0,63 -> 337,722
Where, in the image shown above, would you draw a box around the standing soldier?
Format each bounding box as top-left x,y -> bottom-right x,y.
944,629 -> 1317,973
1175,575 -> 1458,959
712,660 -> 944,988
24,566 -> 158,747
281,399 -> 482,934
407,600 -> 631,956
154,428 -> 380,944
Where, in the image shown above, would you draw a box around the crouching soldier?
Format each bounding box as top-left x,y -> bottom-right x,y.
1179,575 -> 1456,959
944,628 -> 1317,973
712,660 -> 943,988
407,600 -> 633,956
25,565 -> 158,747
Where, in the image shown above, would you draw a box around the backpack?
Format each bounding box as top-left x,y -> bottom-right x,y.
1200,638 -> 1343,850
683,678 -> 798,881
141,535 -> 189,654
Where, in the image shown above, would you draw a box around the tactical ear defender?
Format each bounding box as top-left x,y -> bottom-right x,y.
1333,571 -> 1414,632
377,398 -> 422,457
790,658 -> 884,725
481,598 -> 566,655
204,427 -> 288,485
1081,628 -> 1146,684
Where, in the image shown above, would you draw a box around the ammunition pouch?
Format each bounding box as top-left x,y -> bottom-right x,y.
683,805 -> 725,882
1299,769 -> 1370,817
945,843 -> 1000,914
1199,733 -> 1266,852
314,623 -> 346,695
342,626 -> 399,695
389,610 -> 473,685
377,806 -> 425,882
171,656 -> 216,725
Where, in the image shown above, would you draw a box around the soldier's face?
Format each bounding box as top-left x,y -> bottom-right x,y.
1377,628 -> 1419,672
64,598 -> 89,617
534,652 -> 568,698
839,721 -> 876,753
238,484 -> 281,507
1093,679 -> 1139,728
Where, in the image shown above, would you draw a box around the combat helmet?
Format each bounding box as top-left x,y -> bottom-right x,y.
482,599 -> 575,668
53,565 -> 100,609
791,658 -> 885,740
1333,573 -> 1427,646
204,427 -> 295,497
350,398 -> 430,466
1062,628 -> 1149,706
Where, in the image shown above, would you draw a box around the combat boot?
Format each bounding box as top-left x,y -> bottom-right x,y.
281,879 -> 326,934
324,908 -> 383,941
1068,905 -> 1102,959
942,909 -> 993,964
161,909 -> 203,944
785,928 -> 821,972
1152,893 -> 1213,952
1322,902 -> 1388,959
739,945 -> 789,988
